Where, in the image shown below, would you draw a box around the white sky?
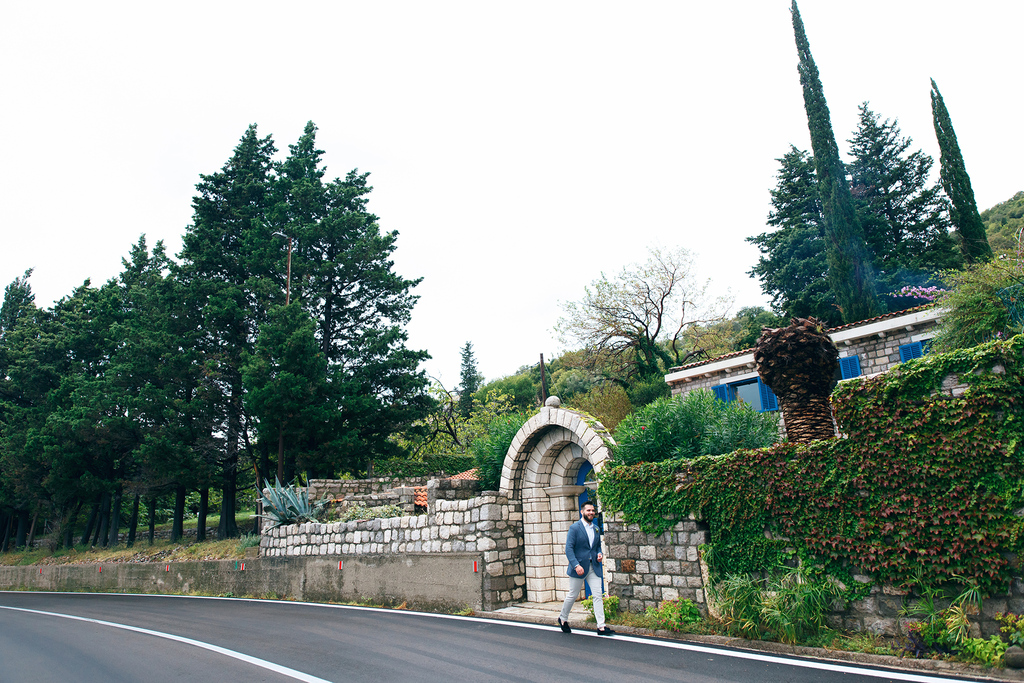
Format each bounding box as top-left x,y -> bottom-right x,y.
2,1 -> 1021,386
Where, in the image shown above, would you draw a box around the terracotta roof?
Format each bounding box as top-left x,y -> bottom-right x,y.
666,304 -> 938,373
450,468 -> 479,481
414,486 -> 427,507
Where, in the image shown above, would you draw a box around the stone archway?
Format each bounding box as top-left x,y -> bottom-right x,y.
499,397 -> 614,603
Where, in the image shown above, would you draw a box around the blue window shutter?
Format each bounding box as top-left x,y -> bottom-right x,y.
757,378 -> 778,412
712,385 -> 730,402
900,342 -> 923,362
839,355 -> 861,379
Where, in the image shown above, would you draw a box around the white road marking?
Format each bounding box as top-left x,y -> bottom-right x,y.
1,593 -> 974,683
0,604 -> 332,683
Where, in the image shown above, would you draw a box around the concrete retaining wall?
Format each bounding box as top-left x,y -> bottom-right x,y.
0,553 -> 484,612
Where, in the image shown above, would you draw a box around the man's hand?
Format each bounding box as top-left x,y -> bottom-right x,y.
597,552 -> 603,563
575,565 -> 584,576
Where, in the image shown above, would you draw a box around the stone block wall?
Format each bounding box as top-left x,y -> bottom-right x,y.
260,489 -> 524,610
835,318 -> 939,378
602,513 -> 710,613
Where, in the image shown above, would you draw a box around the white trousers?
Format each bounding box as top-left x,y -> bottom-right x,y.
558,568 -> 604,628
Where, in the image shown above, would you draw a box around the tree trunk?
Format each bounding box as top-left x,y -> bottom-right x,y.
196,488 -> 209,543
64,501 -> 83,549
171,486 -> 186,543
95,492 -> 111,547
779,395 -> 837,443
126,494 -> 140,548
1,512 -> 12,551
107,488 -> 122,548
81,500 -> 99,546
16,510 -> 30,548
147,498 -> 156,545
218,400 -> 240,540
26,512 -> 39,549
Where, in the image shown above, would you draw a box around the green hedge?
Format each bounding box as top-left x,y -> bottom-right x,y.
373,455 -> 475,479
600,335 -> 1024,596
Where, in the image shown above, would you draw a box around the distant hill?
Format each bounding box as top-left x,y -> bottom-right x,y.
983,190 -> 1024,253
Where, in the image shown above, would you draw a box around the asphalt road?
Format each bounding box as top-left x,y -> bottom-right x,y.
0,592 -> 981,683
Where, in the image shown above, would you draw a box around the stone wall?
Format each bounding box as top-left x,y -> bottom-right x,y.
602,513 -> 710,613
0,555 -> 483,612
261,484 -> 523,610
833,317 -> 939,378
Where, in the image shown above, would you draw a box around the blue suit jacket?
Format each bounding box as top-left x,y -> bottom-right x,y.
565,519 -> 602,578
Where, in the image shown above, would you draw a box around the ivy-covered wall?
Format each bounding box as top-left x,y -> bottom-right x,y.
601,336 -> 1024,607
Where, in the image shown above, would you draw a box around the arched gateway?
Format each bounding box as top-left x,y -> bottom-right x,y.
499,397 -> 613,603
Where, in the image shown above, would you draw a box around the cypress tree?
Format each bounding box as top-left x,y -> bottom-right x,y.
791,1 -> 881,323
457,342 -> 482,419
930,79 -> 993,263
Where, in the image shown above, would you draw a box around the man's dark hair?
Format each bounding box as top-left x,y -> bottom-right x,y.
581,501 -> 596,511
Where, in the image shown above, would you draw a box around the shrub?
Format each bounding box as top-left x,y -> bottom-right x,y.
334,504 -> 404,523
581,594 -> 620,620
711,567 -> 841,644
612,389 -> 779,466
626,375 -> 670,408
931,253 -> 1024,353
373,455 -> 475,479
471,409 -> 532,491
645,599 -> 702,630
567,384 -> 632,432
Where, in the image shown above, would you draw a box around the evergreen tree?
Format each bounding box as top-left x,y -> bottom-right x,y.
791,1 -> 881,323
848,102 -> 962,286
748,147 -> 839,324
457,342 -> 482,418
930,79 -> 993,263
277,122 -> 431,475
242,303 -> 328,482
177,124 -> 278,538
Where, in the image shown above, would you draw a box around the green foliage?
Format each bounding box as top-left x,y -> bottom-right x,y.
334,503 -> 404,523
791,1 -> 881,323
373,455 -> 475,479
712,567 -> 841,644
566,384 -> 632,433
581,594 -> 620,620
983,190 -> 1024,254
236,533 -> 261,551
611,390 -> 779,467
601,335 -> 1024,596
471,408 -> 533,491
930,254 -> 1024,353
625,375 -> 670,408
644,599 -> 702,631
996,612 -> 1024,647
931,79 -> 993,263
257,478 -> 326,529
473,373 -> 538,411
457,342 -> 482,419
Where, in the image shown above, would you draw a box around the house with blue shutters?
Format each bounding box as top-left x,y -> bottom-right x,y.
664,305 -> 943,424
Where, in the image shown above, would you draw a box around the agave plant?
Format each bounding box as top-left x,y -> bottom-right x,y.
258,478 -> 326,529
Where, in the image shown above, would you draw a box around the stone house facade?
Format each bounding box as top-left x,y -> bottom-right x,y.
663,306 -> 943,421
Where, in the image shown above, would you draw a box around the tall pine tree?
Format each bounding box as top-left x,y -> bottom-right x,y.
748,147 -> 838,324
457,342 -> 482,418
791,1 -> 881,323
930,79 -> 993,263
178,124 -> 278,538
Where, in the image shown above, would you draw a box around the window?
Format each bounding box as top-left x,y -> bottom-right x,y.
839,355 -> 861,379
712,377 -> 778,412
899,341 -> 926,362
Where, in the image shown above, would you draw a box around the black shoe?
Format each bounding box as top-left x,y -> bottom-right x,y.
597,627 -> 615,636
558,617 -> 571,634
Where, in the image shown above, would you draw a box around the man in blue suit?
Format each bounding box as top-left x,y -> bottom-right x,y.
557,500 -> 613,635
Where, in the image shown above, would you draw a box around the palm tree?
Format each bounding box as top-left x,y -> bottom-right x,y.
753,317 -> 838,443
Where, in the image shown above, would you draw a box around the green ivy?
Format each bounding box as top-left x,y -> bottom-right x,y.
600,335 -> 1024,596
